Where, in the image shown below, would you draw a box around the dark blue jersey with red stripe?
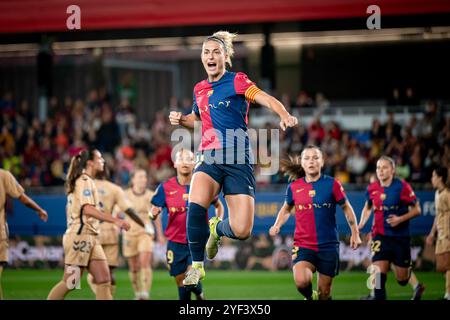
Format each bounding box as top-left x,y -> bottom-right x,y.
285,175 -> 347,251
151,177 -> 190,244
192,71 -> 260,163
151,176 -> 218,244
366,178 -> 417,238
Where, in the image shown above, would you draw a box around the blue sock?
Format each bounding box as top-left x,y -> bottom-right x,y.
216,219 -> 237,239
178,286 -> 191,301
190,281 -> 203,296
187,202 -> 208,261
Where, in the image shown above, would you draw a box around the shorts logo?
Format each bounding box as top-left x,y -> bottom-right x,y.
83,189 -> 92,196
207,90 -> 214,97
380,193 -> 386,201
308,190 -> 316,197
249,186 -> 254,190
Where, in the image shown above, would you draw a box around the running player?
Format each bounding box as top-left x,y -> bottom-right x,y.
86,168 -> 149,298
426,167 -> 450,300
122,168 -> 155,300
269,145 -> 361,300
358,156 -> 421,300
150,149 -> 224,300
0,169 -> 48,300
47,149 -> 130,300
360,173 -> 425,300
169,31 -> 298,287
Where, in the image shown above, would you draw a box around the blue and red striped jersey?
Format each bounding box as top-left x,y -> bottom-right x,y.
366,177 -> 417,238
151,176 -> 218,244
285,175 -> 347,251
192,71 -> 260,163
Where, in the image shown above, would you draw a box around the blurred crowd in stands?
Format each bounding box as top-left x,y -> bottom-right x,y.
1,88 -> 448,189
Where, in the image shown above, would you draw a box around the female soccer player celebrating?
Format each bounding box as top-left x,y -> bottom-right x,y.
169,31 -> 298,287
358,156 -> 421,300
427,167 -> 450,300
122,168 -> 155,300
269,145 -> 361,300
150,149 -> 224,300
47,149 -> 130,300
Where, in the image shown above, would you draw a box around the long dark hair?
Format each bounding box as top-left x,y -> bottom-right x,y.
280,155 -> 303,181
280,145 -> 322,181
434,166 -> 450,188
65,149 -> 97,194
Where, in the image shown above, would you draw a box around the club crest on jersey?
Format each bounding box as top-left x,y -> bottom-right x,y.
380,193 -> 386,200
183,193 -> 189,201
207,90 -> 214,97
308,190 -> 316,197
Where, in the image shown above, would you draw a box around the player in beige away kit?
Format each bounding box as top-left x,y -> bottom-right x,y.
427,167 -> 450,300
47,149 -> 130,300
123,168 -> 155,300
0,169 -> 47,300
86,170 -> 148,298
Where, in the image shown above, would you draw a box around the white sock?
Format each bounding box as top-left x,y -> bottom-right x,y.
444,292 -> 450,299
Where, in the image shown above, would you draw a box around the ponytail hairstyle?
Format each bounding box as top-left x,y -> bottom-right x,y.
204,31 -> 237,68
378,155 -> 396,169
280,145 -> 323,181
65,148 -> 97,194
280,155 -> 304,181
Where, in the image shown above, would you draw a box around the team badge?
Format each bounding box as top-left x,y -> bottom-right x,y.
207,90 -> 214,97
83,189 -> 91,196
380,193 -> 386,200
308,190 -> 316,197
183,193 -> 189,201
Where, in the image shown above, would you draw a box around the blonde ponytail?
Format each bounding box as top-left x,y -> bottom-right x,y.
206,31 -> 237,68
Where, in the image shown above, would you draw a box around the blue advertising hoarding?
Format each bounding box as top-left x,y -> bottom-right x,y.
8,191 -> 436,236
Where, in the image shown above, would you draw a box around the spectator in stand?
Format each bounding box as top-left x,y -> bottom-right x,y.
95,103 -> 121,154
294,90 -> 313,109
307,117 -> 325,145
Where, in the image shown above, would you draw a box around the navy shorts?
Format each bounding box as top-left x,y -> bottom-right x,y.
194,154 -> 256,198
166,241 -> 192,277
371,234 -> 411,268
292,246 -> 340,277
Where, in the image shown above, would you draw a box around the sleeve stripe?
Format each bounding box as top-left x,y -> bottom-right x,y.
244,85 -> 261,103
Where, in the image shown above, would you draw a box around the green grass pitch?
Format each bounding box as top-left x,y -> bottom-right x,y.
2,269 -> 446,300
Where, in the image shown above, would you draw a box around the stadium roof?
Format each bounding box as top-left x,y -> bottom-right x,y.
1,0 -> 450,34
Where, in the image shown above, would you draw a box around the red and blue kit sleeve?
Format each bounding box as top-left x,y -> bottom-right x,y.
285,183 -> 294,206
234,72 -> 261,103
365,186 -> 373,207
150,183 -> 166,208
400,180 -> 417,206
332,179 -> 347,206
192,91 -> 200,117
